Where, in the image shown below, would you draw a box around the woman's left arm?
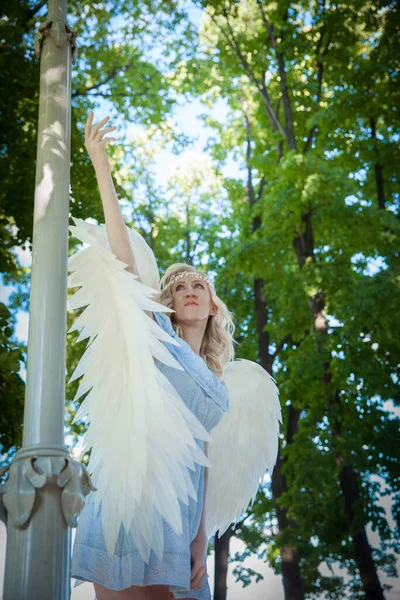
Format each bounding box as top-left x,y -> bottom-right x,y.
190,441 -> 209,589
197,441 -> 209,537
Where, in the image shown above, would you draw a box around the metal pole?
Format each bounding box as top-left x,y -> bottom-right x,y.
0,2 -> 93,599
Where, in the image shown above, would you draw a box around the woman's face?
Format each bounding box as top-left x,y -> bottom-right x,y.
171,274 -> 216,325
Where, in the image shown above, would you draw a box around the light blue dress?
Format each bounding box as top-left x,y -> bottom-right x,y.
71,311 -> 230,599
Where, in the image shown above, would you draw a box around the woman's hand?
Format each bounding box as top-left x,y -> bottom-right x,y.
190,529 -> 208,590
84,111 -> 117,174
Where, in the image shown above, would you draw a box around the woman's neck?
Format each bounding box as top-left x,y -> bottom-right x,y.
178,320 -> 207,355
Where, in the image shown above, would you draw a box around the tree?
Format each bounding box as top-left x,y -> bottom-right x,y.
172,0 -> 399,597
0,303 -> 26,464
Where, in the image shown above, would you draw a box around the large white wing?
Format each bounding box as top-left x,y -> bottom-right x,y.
205,359 -> 281,539
69,217 -> 161,291
67,218 -> 211,563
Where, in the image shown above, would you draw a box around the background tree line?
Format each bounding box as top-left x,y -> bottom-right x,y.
0,1 -> 399,598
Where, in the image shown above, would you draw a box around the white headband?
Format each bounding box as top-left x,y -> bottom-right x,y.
161,270 -> 214,291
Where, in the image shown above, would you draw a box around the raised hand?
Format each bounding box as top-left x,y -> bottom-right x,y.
84,111 -> 117,174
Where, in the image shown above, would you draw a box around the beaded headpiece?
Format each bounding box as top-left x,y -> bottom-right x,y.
161,270 -> 214,291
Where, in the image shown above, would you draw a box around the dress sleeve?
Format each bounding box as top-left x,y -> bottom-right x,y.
155,360 -> 227,434
152,311 -> 174,335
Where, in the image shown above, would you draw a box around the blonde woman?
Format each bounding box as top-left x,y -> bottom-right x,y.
70,113 -> 235,600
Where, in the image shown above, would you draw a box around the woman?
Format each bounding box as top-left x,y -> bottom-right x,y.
70,113 -> 235,600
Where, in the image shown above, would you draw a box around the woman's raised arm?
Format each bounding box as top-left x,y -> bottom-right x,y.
84,112 -> 139,277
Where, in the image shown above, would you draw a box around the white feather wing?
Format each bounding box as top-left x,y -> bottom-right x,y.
67,218 -> 211,563
69,217 -> 161,291
205,359 -> 281,539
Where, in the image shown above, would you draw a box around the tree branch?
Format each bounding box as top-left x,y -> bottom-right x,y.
215,8 -> 262,89
205,4 -> 287,139
272,333 -> 292,359
257,0 -> 297,151
258,175 -> 266,201
242,98 -> 256,210
257,0 -> 277,47
303,10 -> 333,152
26,1 -> 47,21
74,63 -> 133,97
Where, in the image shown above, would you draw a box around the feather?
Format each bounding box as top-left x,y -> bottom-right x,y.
205,359 -> 282,539
69,216 -> 161,291
67,219 -> 211,563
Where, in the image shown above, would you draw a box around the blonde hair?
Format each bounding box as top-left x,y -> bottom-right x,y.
157,263 -> 236,379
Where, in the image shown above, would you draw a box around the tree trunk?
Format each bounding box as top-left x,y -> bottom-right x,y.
337,462 -> 386,600
310,288 -> 385,600
289,163 -> 384,600
243,96 -> 305,599
213,529 -> 233,600
271,427 -> 304,600
255,271 -> 305,600
219,7 -> 386,597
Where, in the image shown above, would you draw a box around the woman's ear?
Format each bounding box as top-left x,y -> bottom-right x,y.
210,304 -> 217,316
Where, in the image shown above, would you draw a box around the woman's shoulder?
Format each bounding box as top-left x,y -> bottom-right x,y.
152,311 -> 230,412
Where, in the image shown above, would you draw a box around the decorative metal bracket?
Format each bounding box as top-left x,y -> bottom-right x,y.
0,446 -> 96,529
34,18 -> 78,64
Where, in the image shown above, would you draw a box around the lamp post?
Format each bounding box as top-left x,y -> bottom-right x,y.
0,1 -> 93,598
